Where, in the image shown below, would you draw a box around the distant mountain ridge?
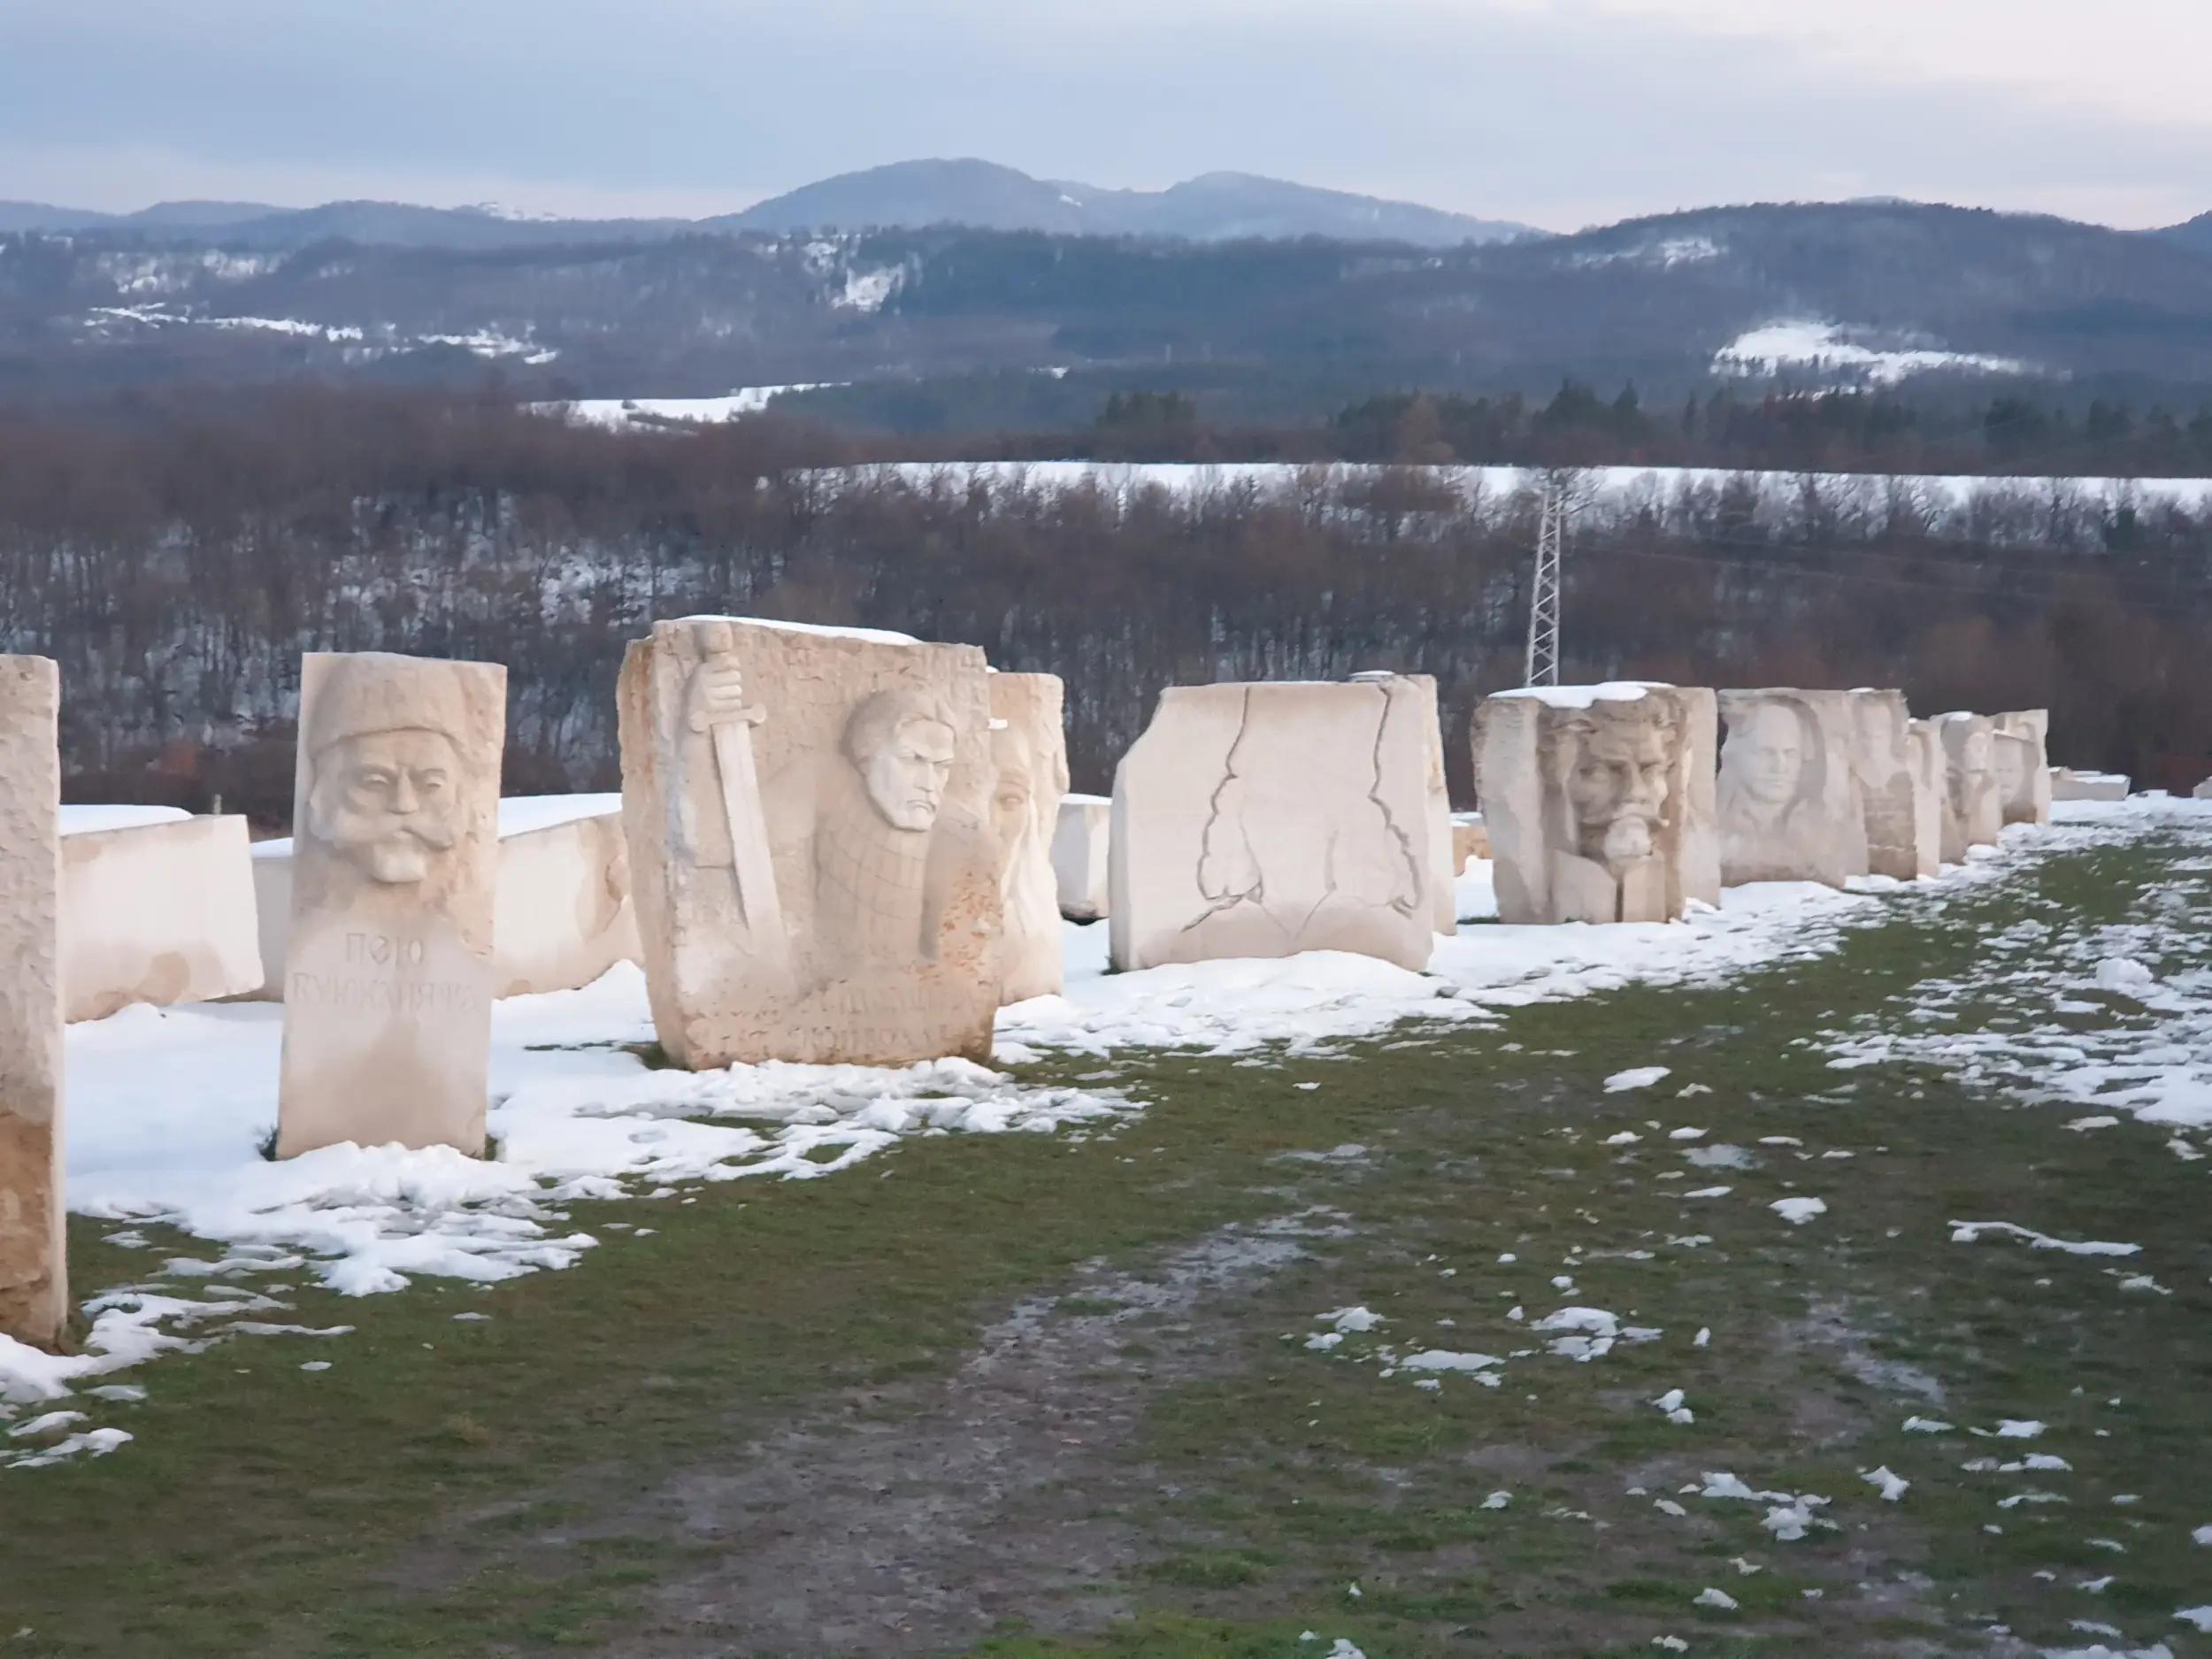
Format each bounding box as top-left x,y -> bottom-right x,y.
714,158 -> 1536,245
8,196 -> 2212,410
0,160 -> 1534,250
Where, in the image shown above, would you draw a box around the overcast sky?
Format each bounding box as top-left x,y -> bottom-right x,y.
3,0 -> 2207,230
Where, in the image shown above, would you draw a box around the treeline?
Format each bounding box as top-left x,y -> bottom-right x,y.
1,388 -> 2207,824
1053,384 -> 2212,477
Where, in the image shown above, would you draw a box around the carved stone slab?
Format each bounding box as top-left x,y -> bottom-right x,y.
1934,712 -> 2004,864
1474,683 -> 1720,926
989,672 -> 1070,1004
61,815 -> 262,1022
1994,710 -> 2054,827
276,651 -> 506,1157
1052,794 -> 1110,922
1110,680 -> 1437,972
0,656 -> 65,1348
1717,688 -> 1870,888
621,618 -> 1000,1068
1845,689 -> 1930,879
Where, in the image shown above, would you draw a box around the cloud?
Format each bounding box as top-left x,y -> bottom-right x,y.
0,0 -> 2205,228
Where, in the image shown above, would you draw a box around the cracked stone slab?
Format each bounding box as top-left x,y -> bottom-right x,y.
1108,680 -> 1440,972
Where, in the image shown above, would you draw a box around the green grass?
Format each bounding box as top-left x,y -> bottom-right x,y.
3,831 -> 2209,1657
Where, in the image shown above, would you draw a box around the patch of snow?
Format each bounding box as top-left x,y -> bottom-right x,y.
1694,1587 -> 1740,1610
1715,319 -> 2032,387
1951,1223 -> 2139,1257
1770,1196 -> 1828,1225
58,804 -> 192,835
1604,1065 -> 1671,1092
1862,1465 -> 1909,1501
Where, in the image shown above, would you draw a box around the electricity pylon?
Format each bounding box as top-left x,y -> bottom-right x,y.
1524,475 -> 1565,687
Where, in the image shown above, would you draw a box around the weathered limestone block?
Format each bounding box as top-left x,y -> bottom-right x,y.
1474,683 -> 1720,926
60,811 -> 262,1022
1052,794 -> 1110,921
1110,680 -> 1438,972
0,657 -> 65,1348
2051,769 -> 2129,803
492,796 -> 641,998
1934,712 -> 2003,864
1717,689 -> 1869,887
2194,776 -> 2212,802
276,652 -> 506,1157
989,672 -> 1070,1003
1994,710 -> 2054,826
1904,719 -> 1946,878
1451,812 -> 1491,869
621,617 -> 1001,1069
1847,689 -> 1931,879
1354,672 -> 1457,935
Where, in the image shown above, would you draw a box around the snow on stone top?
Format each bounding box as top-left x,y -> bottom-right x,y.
497,795 -> 623,836
58,805 -> 191,836
1064,792 -> 1110,806
1491,682 -> 1663,709
674,614 -> 920,646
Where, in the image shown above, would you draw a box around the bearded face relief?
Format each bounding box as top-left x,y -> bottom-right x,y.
1993,733 -> 2028,803
307,726 -> 463,884
1563,717 -> 1671,868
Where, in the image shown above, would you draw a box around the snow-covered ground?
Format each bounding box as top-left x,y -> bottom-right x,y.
4,802 -> 2192,1463
793,459 -> 2212,526
540,387 -> 847,430
1825,795 -> 2212,1136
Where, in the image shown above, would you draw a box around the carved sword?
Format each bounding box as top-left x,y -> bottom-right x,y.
690,619 -> 794,984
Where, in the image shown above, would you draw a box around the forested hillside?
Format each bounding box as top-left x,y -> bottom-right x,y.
4,391 -> 2205,822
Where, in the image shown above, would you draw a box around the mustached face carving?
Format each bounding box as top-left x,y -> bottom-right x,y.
308,727 -> 462,884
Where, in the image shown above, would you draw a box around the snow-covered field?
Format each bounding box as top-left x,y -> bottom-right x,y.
793,458 -> 2212,529
5,800 -> 2201,1467
541,386 -> 847,430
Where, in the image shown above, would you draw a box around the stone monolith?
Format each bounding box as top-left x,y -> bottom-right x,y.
60,812 -> 262,1022
1110,680 -> 1437,972
1993,710 -> 2053,826
1052,794 -> 1110,921
990,672 -> 1070,1003
1717,689 -> 1869,887
1935,712 -> 2002,864
0,657 -> 65,1348
621,617 -> 1001,1068
1474,682 -> 1720,926
2051,769 -> 2129,803
276,651 -> 506,1157
1905,718 -> 1946,877
2195,776 -> 2212,801
1847,689 -> 1930,879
